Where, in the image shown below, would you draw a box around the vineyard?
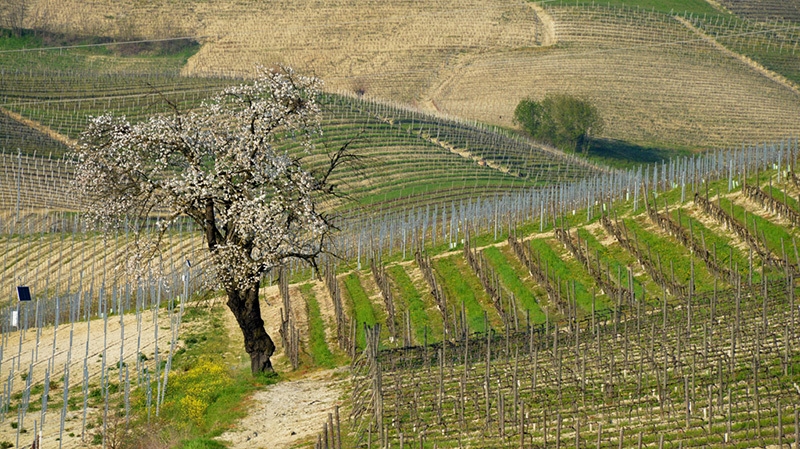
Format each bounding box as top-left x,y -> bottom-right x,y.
716,0 -> 800,23
335,145 -> 800,449
2,0 -> 800,447
2,130 -> 800,446
4,0 -> 800,153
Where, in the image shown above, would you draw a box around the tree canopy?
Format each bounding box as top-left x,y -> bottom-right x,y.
514,94 -> 603,154
74,67 -> 352,373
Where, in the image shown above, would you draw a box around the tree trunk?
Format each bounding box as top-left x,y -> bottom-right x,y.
226,282 -> 275,374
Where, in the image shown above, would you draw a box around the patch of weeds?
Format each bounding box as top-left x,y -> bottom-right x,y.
299,283 -> 339,368
342,273 -> 377,350
177,438 -> 228,449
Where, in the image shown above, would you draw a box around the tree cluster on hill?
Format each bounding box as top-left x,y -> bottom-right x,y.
514,94 -> 603,154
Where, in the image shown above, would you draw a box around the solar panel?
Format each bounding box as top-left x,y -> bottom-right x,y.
16,286 -> 31,302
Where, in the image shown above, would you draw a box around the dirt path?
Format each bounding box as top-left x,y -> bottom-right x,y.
215,368 -> 346,449
214,285 -> 346,449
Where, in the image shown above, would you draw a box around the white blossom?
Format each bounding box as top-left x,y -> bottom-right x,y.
73,66 -> 336,290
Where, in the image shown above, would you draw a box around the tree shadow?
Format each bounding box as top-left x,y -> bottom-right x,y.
585,138 -> 690,168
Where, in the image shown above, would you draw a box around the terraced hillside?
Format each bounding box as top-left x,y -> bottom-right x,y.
13,0 -> 800,151
717,0 -> 800,22
0,71 -> 598,217
1,139 -> 799,447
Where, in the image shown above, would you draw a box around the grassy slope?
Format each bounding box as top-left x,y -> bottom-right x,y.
342,272 -> 379,350
482,245 -> 547,324
300,283 -> 339,368
0,28 -> 199,73
549,0 -> 725,15
529,237 -> 612,315
386,265 -> 431,345
434,255 -> 498,333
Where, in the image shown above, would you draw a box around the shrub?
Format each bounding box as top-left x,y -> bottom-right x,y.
514,94 -> 603,153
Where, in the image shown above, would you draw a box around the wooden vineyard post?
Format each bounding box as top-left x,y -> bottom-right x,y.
795,407 -> 799,449
556,413 -> 562,449
335,405 -> 342,449
519,401 -> 525,449
499,390 -> 505,439
726,387 -> 732,444
437,347 -> 444,425
785,325 -> 791,376
596,423 -> 602,449
685,376 -> 691,430
778,401 -> 783,449
328,412 -> 335,449
459,372 -> 466,431
485,323 -> 491,427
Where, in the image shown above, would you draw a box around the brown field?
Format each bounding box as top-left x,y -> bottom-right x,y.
23,0 -> 800,150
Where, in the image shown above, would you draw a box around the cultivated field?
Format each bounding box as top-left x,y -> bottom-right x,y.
1,135 -> 799,446
3,0 -> 800,446
716,0 -> 800,22
432,6 -> 800,149
13,0 -> 800,151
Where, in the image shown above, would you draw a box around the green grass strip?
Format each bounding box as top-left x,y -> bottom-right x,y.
482,246 -> 547,324
672,207 -> 761,284
386,265 -> 431,344
433,255 -> 491,333
623,217 -> 717,292
528,238 -> 610,315
299,283 -> 337,368
575,227 -> 652,300
719,197 -> 800,267
343,273 -> 377,350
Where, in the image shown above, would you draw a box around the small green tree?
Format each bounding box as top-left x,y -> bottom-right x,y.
514,94 -> 603,154
513,98 -> 544,138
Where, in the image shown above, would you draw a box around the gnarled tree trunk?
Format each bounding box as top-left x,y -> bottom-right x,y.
226,282 -> 275,374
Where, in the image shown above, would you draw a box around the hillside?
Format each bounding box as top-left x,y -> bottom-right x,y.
296,142 -> 800,448
6,0 -> 799,153
3,0 -> 800,446
1,139 -> 798,447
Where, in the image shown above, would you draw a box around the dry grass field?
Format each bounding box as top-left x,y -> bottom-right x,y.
431,6 -> 800,149
21,0 -> 800,151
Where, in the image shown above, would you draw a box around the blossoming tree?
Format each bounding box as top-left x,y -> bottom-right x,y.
74,67 -> 353,374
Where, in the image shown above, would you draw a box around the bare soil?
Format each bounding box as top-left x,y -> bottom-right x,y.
215,368 -> 346,449
0,304 -> 180,448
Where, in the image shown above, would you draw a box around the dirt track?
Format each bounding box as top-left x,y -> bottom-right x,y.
216,368 -> 346,449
